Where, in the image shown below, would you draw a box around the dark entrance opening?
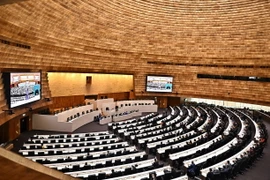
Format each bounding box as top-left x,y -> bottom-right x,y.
20,116 -> 29,133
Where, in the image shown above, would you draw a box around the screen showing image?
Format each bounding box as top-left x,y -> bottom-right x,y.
10,72 -> 41,108
146,76 -> 173,92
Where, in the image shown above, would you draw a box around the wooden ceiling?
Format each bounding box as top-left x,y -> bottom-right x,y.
0,0 -> 269,105
0,2 -> 269,179
0,0 -> 269,63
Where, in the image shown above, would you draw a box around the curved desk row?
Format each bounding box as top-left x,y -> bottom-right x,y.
32,110 -> 101,132
99,104 -> 158,125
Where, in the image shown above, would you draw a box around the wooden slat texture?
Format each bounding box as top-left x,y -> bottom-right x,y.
0,0 -> 270,180
0,72 -> 7,112
0,0 -> 268,179
0,1 -> 268,105
0,0 -> 268,117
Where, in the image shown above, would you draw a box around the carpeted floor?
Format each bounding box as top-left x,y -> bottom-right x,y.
11,111 -> 270,180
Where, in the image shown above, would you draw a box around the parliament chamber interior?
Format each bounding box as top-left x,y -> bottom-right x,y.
0,0 -> 269,180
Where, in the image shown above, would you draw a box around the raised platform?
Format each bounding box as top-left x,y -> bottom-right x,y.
32,110 -> 100,132
32,99 -> 158,132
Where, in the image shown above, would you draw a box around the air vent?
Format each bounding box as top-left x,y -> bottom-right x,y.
147,61 -> 267,69
1,39 -> 31,50
197,74 -> 270,82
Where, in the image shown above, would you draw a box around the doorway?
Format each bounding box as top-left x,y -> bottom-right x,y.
20,116 -> 29,133
157,97 -> 168,108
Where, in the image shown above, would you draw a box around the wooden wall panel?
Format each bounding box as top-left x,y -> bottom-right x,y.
129,91 -> 135,100
156,97 -> 168,109
0,121 -> 9,143
41,71 -> 52,99
8,117 -> 20,141
98,92 -> 130,101
136,96 -> 167,108
48,73 -> 133,97
49,95 -> 85,110
133,65 -> 270,106
0,72 -> 7,117
167,97 -> 181,107
0,109 -> 40,143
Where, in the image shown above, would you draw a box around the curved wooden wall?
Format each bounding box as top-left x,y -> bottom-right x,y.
0,0 -> 269,111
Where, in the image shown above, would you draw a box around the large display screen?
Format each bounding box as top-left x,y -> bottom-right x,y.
146,75 -> 173,92
8,72 -> 41,108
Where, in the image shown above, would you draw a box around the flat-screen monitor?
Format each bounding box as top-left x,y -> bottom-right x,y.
146,75 -> 173,92
4,72 -> 41,108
